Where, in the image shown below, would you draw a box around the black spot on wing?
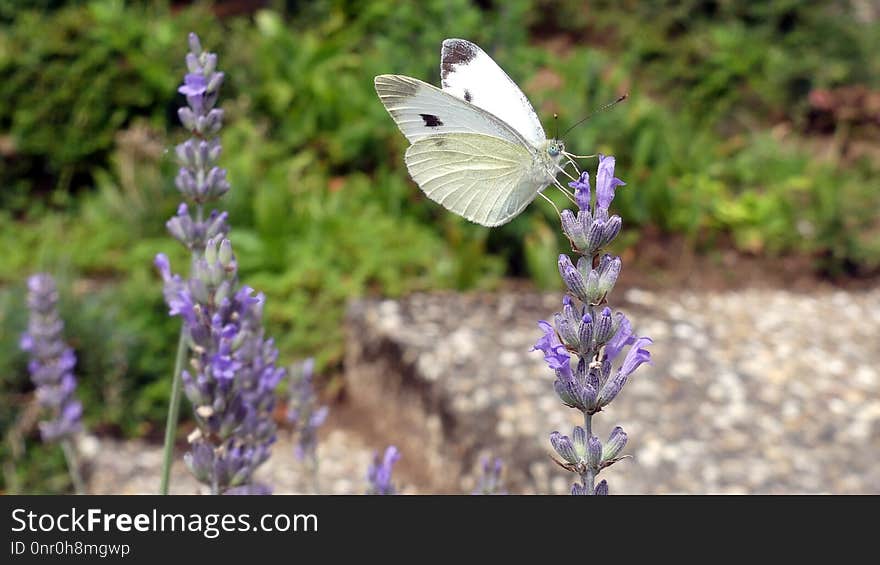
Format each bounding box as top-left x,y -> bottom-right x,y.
441,39 -> 478,81
464,89 -> 472,102
419,114 -> 444,127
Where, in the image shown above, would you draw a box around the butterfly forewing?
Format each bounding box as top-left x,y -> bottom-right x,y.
404,134 -> 543,227
440,38 -> 546,147
375,74 -> 526,146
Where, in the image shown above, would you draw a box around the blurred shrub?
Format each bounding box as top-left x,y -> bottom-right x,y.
547,0 -> 880,128
0,1 -> 215,207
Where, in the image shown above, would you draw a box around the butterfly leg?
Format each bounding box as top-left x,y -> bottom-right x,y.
553,162 -> 578,183
537,190 -> 564,218
549,175 -> 577,206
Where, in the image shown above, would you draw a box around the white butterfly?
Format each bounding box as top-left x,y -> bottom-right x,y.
375,38 -> 573,227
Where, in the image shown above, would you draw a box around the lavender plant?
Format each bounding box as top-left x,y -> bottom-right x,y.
472,456 -> 506,495
156,33 -> 285,495
287,358 -> 329,492
20,274 -> 85,494
366,446 -> 401,495
533,155 -> 652,495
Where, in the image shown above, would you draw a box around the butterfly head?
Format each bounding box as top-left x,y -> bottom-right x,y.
547,139 -> 565,158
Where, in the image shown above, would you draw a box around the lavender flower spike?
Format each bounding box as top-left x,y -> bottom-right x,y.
472,456 -> 506,495
20,274 -> 82,442
160,238 -> 286,494
287,358 -> 329,493
367,446 -> 401,495
287,358 -> 329,463
157,33 -> 285,495
171,33 -> 229,252
535,154 -> 652,495
20,274 -> 86,494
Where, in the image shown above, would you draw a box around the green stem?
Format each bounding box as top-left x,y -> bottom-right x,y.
159,329 -> 188,495
581,411 -> 595,494
311,453 -> 321,494
61,438 -> 85,495
158,205 -> 204,495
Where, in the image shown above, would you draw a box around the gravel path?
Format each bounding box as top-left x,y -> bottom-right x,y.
85,287 -> 880,494
345,288 -> 880,494
85,428 -> 406,495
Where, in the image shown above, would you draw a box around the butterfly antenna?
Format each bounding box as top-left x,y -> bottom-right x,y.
561,93 -> 628,139
554,113 -> 559,140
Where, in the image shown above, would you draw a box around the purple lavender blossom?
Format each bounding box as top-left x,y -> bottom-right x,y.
367,446 -> 401,495
156,33 -> 285,495
472,456 -> 506,495
535,155 -> 651,495
157,238 -> 284,494
287,358 -> 329,462
561,155 -> 625,256
170,32 -> 229,252
20,274 -> 82,443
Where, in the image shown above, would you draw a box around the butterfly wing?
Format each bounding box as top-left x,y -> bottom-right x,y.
441,38 -> 546,147
375,74 -> 528,146
404,133 -> 546,227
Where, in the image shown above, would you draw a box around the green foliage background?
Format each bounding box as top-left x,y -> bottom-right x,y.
1,0 -> 878,491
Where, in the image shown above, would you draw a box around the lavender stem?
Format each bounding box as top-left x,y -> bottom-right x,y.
61,439 -> 85,495
310,453 -> 321,494
159,330 -> 187,495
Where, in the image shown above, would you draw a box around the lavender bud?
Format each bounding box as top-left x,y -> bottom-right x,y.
602,216 -> 622,246
204,109 -> 224,135
206,72 -> 225,95
598,370 -> 628,407
178,107 -> 196,130
586,220 -> 605,253
367,446 -> 401,495
202,53 -> 218,77
578,314 -> 594,354
575,380 -> 598,412
571,483 -> 589,495
218,239 -> 234,268
585,268 -> 600,303
553,378 -> 580,408
587,435 -> 602,469
561,209 -> 587,250
594,480 -> 609,495
550,431 -> 579,464
594,307 -> 614,344
558,254 -> 588,302
602,426 -> 628,462
572,425 -> 587,457
597,255 -> 621,298
204,237 -> 219,264
554,311 -> 579,348
185,52 -> 200,74
187,32 -> 202,57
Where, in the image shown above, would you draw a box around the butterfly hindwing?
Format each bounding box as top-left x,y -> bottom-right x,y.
404,133 -> 544,227
374,74 -> 527,146
440,38 -> 546,147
